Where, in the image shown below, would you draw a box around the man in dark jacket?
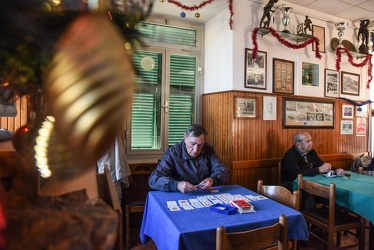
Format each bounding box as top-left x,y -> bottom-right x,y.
148,124 -> 230,193
281,131 -> 335,191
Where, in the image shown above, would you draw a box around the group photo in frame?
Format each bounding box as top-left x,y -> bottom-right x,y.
324,68 -> 339,98
341,71 -> 360,96
273,58 -> 294,94
282,97 -> 334,128
244,48 -> 267,90
234,96 -> 257,119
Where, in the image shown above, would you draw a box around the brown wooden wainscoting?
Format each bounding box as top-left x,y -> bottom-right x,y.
230,153 -> 366,191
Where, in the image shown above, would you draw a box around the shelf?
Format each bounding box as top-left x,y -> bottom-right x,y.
339,50 -> 368,59
258,28 -> 312,43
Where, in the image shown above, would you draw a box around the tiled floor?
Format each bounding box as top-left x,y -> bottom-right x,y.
127,227 -> 370,250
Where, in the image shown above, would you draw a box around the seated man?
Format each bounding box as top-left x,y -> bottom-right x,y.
149,124 -> 230,193
281,131 -> 342,192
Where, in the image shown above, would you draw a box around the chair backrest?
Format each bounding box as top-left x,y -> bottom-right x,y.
297,174 -> 335,219
257,180 -> 300,211
216,214 -> 288,250
126,163 -> 157,195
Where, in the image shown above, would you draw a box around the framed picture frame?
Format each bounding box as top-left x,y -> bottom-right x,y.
244,49 -> 267,90
341,71 -> 360,96
342,104 -> 354,119
302,62 -> 319,87
312,25 -> 325,53
273,58 -> 294,94
341,120 -> 353,135
234,96 -> 257,119
324,68 -> 339,98
282,97 -> 334,128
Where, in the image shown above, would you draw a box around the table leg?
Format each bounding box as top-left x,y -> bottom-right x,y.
370,222 -> 374,249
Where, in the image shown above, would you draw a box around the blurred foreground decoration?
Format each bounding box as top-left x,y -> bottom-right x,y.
1,0 -> 154,178
43,13 -> 135,176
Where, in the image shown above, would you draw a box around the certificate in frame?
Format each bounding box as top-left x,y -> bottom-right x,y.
273,58 -> 294,94
312,25 -> 325,53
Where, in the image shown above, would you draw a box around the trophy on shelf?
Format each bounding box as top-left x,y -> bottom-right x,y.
335,22 -> 349,47
281,5 -> 293,33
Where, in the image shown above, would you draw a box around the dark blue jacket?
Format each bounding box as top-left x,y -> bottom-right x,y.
148,140 -> 230,192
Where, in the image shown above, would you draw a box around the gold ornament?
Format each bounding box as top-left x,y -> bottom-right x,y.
159,0 -> 165,2
195,12 -> 200,18
43,13 -> 134,176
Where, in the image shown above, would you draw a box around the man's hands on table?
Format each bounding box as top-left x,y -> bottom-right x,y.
177,178 -> 214,193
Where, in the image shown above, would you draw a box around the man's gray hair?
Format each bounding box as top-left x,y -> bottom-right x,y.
293,132 -> 309,144
185,124 -> 207,138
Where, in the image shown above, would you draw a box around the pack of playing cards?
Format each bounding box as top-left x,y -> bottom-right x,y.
230,199 -> 255,213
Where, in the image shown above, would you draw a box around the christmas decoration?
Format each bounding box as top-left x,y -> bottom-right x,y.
180,12 -> 186,18
251,27 -> 322,60
335,47 -> 373,89
164,0 -> 234,29
338,97 -> 372,109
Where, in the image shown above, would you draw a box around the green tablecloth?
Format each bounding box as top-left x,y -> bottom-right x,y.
293,173 -> 374,224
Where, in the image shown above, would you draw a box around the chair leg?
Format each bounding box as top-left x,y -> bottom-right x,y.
336,232 -> 341,246
125,205 -> 131,249
359,218 -> 366,250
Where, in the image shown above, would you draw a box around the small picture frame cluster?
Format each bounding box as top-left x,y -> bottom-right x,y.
273,58 -> 294,94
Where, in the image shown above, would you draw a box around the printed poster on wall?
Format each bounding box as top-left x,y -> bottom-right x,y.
356,117 -> 366,136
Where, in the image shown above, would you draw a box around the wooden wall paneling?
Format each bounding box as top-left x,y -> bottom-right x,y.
203,91 -> 369,187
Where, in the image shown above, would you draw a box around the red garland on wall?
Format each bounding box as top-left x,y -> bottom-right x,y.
335,47 -> 373,89
167,0 -> 234,30
251,27 -> 322,60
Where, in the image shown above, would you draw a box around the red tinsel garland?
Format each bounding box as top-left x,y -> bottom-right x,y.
228,0 -> 233,30
251,27 -> 322,60
335,47 -> 373,89
167,0 -> 216,11
167,0 -> 234,30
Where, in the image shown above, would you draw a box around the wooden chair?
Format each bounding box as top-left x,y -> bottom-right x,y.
297,174 -> 365,250
216,214 -> 288,250
124,162 -> 157,249
257,180 -> 299,250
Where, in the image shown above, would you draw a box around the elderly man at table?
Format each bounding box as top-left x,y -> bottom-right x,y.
281,131 -> 343,192
149,124 -> 230,193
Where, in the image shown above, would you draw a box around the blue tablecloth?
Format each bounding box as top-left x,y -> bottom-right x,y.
140,184 -> 308,250
293,173 -> 374,224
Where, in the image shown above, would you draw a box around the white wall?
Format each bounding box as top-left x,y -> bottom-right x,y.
204,0 -> 371,101
204,10 -> 234,93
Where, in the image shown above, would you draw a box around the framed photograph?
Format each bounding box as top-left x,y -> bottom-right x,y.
341,120 -> 353,135
356,105 -> 368,118
244,49 -> 267,90
273,58 -> 294,94
234,96 -> 257,119
282,97 -> 334,128
312,25 -> 325,53
302,62 -> 319,87
341,71 -> 360,96
342,104 -> 354,119
324,69 -> 339,98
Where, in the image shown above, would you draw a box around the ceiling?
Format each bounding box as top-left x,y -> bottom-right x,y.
151,0 -> 374,27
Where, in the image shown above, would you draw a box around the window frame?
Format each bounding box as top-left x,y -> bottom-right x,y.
124,17 -> 205,162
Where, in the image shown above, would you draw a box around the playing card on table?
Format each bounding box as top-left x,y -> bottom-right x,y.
167,201 -> 181,211
178,200 -> 194,210
189,198 -> 204,208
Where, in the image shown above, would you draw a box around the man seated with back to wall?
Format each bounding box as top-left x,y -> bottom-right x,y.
280,131 -> 343,193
